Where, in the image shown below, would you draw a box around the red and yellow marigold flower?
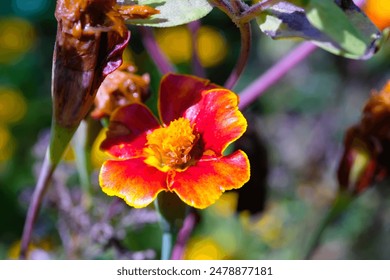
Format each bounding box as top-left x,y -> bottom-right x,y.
99,74 -> 250,209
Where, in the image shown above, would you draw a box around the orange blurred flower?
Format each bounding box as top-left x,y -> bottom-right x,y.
338,81 -> 390,194
364,0 -> 390,31
99,74 -> 250,209
91,63 -> 150,119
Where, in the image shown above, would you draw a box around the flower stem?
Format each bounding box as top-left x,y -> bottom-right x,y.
139,26 -> 175,75
73,118 -> 100,209
224,22 -> 251,89
304,191 -> 354,259
238,42 -> 317,109
155,192 -> 187,260
20,122 -> 76,259
161,228 -> 178,260
19,150 -> 55,259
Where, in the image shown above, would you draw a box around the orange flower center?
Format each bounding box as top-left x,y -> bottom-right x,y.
144,118 -> 199,172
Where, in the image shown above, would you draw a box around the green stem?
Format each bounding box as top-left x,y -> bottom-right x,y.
154,192 -> 187,260
73,121 -> 92,208
304,191 -> 354,259
73,118 -> 101,209
161,227 -> 178,260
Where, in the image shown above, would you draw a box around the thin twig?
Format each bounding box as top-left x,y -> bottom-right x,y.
239,0 -> 283,23
224,22 -> 252,89
139,26 -> 175,75
20,151 -> 56,259
209,0 -> 235,20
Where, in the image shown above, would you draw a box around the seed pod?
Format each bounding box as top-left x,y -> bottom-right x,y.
52,0 -> 130,128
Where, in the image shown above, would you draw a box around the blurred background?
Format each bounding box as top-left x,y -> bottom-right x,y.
0,0 -> 389,259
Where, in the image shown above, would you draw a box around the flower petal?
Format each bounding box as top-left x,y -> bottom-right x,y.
159,73 -> 218,124
171,150 -> 250,209
99,158 -> 167,208
100,103 -> 160,158
184,89 -> 247,154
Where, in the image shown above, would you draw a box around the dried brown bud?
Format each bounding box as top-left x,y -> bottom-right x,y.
52,0 -> 130,128
338,81 -> 390,194
91,62 -> 150,119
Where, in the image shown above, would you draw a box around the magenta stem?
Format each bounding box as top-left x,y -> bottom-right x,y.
238,42 -> 317,110
19,151 -> 56,259
139,26 -> 175,75
224,22 -> 252,89
170,212 -> 198,260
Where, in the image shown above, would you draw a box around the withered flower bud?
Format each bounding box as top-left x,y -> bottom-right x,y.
52,0 -> 131,128
338,81 -> 390,194
91,62 -> 150,119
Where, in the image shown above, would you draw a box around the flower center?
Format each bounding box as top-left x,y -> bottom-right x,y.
144,117 -> 199,172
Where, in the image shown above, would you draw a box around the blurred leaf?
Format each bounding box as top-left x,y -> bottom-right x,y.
256,0 -> 383,59
125,0 -> 213,27
124,223 -> 162,252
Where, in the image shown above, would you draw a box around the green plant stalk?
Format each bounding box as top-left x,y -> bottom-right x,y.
304,191 -> 354,259
73,120 -> 93,209
155,192 -> 188,260
19,122 -> 77,259
161,224 -> 178,260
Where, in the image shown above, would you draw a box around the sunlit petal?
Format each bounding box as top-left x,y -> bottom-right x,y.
159,73 -> 218,124
100,158 -> 167,208
184,89 -> 247,154
171,150 -> 250,209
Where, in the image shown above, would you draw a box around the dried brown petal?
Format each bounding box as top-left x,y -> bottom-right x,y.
52,0 -> 130,128
338,81 -> 390,194
118,5 -> 160,20
91,62 -> 150,119
360,81 -> 390,138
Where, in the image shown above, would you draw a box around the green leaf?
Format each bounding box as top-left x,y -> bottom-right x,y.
49,122 -> 77,166
256,0 -> 383,59
125,0 -> 213,27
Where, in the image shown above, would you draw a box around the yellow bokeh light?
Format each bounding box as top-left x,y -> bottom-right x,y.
241,205 -> 285,249
184,237 -> 229,260
155,25 -> 227,67
7,239 -> 53,260
0,125 -> 14,162
197,26 -> 227,68
0,17 -> 35,64
156,26 -> 192,64
0,87 -> 27,124
210,192 -> 238,218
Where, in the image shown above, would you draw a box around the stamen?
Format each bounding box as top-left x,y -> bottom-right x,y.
144,118 -> 199,172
